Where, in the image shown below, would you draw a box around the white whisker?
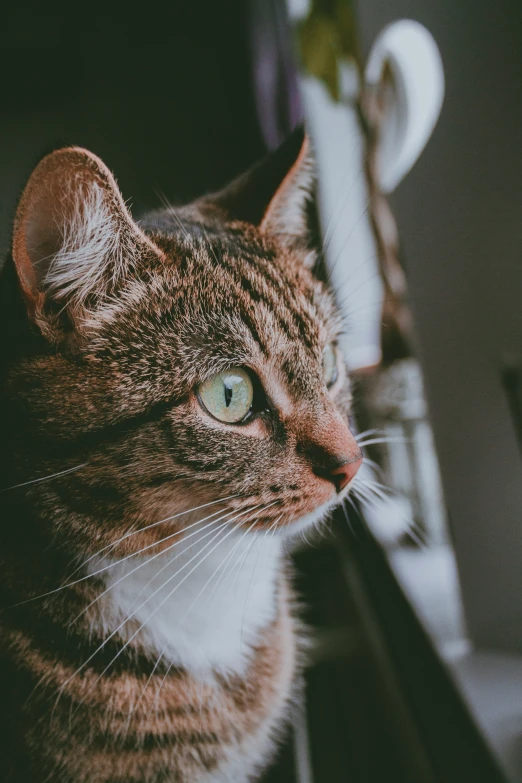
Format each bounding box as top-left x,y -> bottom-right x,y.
357,437 -> 408,448
360,456 -> 385,476
239,516 -> 281,645
344,498 -> 359,535
69,506 -> 245,626
56,502 -> 277,710
69,503 -> 276,714
355,428 -> 384,442
231,521 -> 260,596
9,497 -> 241,609
186,519 -> 259,619
125,643 -> 167,732
353,481 -> 390,503
0,464 -> 87,493
68,494 -> 241,579
102,501 -> 268,622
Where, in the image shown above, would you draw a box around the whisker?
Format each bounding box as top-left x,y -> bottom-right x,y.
69,506 -> 246,627
183,520 -> 257,620
150,514 -> 281,717
218,524 -> 257,598
67,494 -> 241,579
56,502 -> 276,709
97,500 -> 269,619
223,512 -> 281,596
149,661 -> 175,718
360,456 -> 385,476
357,437 -> 408,448
0,464 -> 87,494
208,511 -> 282,607
238,515 -> 282,650
353,480 -> 387,500
69,504 -> 276,714
124,518 -> 257,727
169,207 -> 191,241
58,521 -> 236,713
336,297 -> 390,321
322,163 -> 365,247
405,525 -> 428,548
124,641 -> 168,733
353,481 -> 390,503
113,517 -> 254,731
327,199 -> 371,276
152,189 -> 191,242
335,268 -> 382,306
354,471 -> 430,545
8,497 -> 242,609
355,428 -> 384,442
239,520 -> 276,644
329,252 -> 379,293
358,476 -> 393,493
201,226 -> 221,267
343,497 -> 359,536
230,520 -> 260,595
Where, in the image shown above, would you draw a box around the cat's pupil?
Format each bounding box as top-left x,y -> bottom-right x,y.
224,382 -> 233,408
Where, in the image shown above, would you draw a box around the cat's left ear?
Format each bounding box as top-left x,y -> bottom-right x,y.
201,127 -> 315,259
12,146 -> 162,335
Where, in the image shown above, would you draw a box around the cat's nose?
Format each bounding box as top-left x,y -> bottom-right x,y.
314,454 -> 363,493
297,409 -> 363,493
328,457 -> 363,492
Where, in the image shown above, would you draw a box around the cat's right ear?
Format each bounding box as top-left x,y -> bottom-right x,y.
199,127 -> 315,258
12,147 -> 162,338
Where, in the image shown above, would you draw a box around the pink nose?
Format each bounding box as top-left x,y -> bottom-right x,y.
328,455 -> 363,492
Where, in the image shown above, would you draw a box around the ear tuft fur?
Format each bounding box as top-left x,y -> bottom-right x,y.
12,146 -> 162,328
43,183 -> 130,307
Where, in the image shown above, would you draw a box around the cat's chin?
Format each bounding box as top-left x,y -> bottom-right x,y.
277,491 -> 346,541
273,471 -> 359,540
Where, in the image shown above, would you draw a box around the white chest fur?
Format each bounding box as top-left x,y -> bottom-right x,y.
89,524 -> 283,677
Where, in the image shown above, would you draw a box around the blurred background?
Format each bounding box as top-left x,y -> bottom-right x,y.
2,1 -> 522,781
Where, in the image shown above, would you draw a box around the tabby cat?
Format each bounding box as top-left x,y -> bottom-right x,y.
0,129 -> 362,782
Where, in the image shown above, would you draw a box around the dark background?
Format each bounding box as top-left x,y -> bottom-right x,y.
0,2 -> 266,262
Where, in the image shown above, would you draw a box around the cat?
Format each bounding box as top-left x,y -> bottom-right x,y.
0,128 -> 362,783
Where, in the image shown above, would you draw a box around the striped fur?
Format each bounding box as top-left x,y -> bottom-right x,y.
0,131 -> 360,781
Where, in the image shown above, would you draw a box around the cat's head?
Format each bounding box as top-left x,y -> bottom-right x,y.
3,130 -> 362,557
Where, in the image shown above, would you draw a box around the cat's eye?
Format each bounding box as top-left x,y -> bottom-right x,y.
322,343 -> 338,388
197,368 -> 254,424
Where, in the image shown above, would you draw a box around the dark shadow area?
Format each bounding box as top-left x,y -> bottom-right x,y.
0,2 -> 266,261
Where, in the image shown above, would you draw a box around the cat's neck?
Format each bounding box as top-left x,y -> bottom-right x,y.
88,527 -> 284,678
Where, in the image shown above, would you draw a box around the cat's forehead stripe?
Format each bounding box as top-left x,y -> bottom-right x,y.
198,237 -> 323,354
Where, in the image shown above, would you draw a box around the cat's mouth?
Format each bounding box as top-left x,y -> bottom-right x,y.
222,457 -> 362,535
274,474 -> 360,536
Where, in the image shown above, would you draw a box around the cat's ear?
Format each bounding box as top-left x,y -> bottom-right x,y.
12,147 -> 161,334
201,127 -> 314,254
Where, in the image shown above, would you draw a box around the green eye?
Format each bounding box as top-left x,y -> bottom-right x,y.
322,343 -> 338,388
197,368 -> 254,424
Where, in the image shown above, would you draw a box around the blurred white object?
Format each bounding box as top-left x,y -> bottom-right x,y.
298,18 -> 444,371
301,62 -> 383,371
286,0 -> 310,22
365,20 -> 445,193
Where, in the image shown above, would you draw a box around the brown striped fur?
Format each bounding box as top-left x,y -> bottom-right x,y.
0,129 -> 361,781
